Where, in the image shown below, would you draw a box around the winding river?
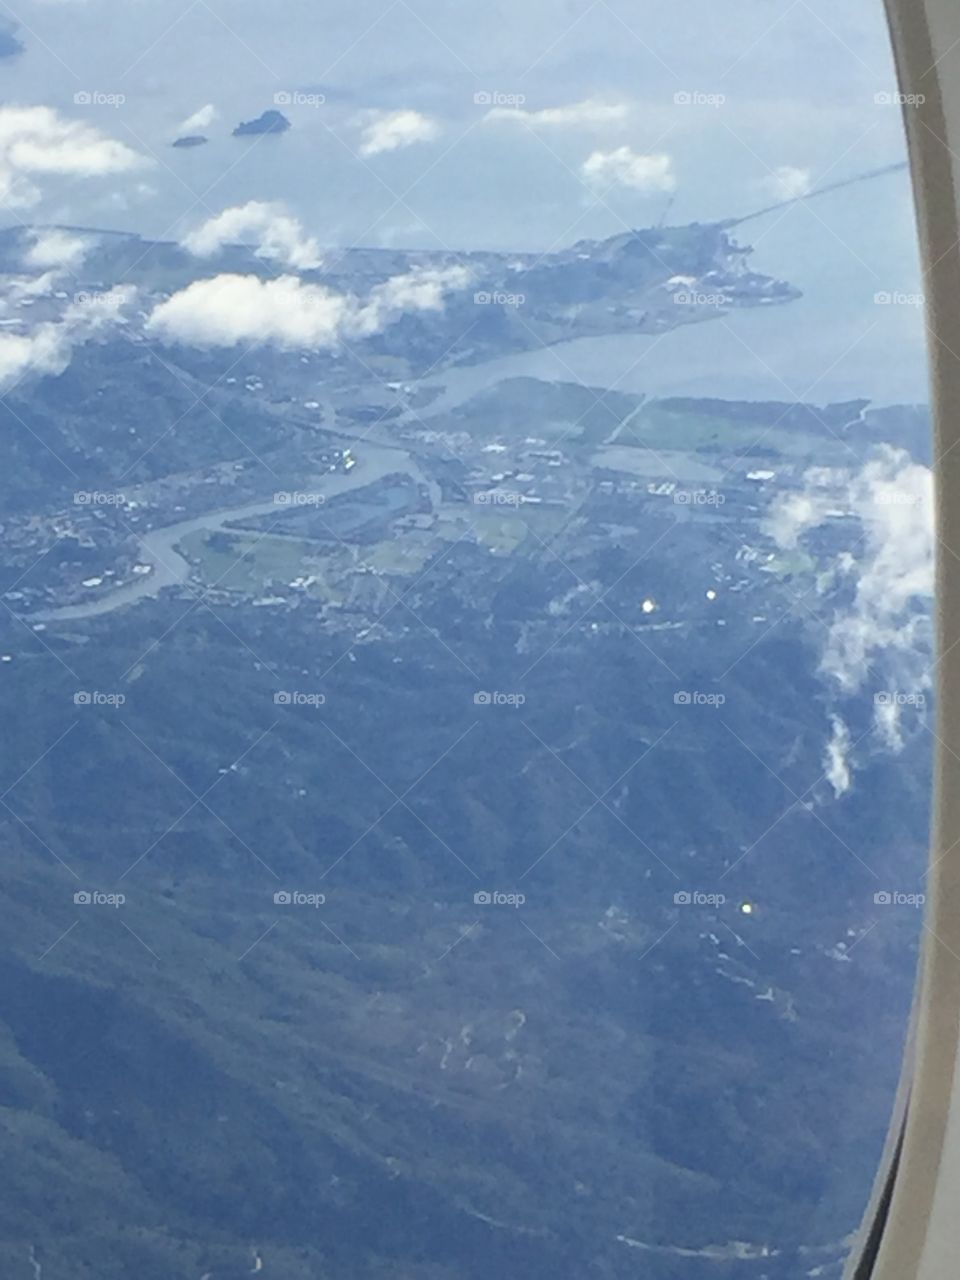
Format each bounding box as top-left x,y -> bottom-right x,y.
40,440 -> 428,623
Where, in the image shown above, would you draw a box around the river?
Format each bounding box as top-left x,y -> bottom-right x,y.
40,440 -> 428,622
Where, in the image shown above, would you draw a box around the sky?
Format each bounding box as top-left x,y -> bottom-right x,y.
0,0 -> 929,399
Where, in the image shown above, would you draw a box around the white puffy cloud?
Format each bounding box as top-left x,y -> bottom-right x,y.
823,715 -> 852,798
183,201 -> 321,270
145,264 -> 471,350
24,228 -> 90,272
0,285 -> 135,390
0,230 -> 93,310
764,165 -> 811,201
765,446 -> 934,764
770,447 -> 933,691
354,265 -> 472,334
581,146 -> 675,193
873,696 -> 905,754
0,106 -> 143,176
762,466 -> 843,549
178,103 -> 217,134
146,276 -> 352,349
0,106 -> 144,209
487,98 -> 630,128
3,271 -> 59,303
358,109 -> 439,156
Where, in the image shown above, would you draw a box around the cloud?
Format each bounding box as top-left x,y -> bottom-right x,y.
145,264 -> 471,350
183,201 -> 321,270
0,106 -> 143,176
764,165 -> 812,201
581,146 -> 675,193
0,285 -> 135,391
873,696 -> 905,754
0,106 -> 144,208
24,228 -> 90,272
358,109 -> 439,156
765,446 -> 934,762
769,447 -> 933,691
354,265 -> 472,334
824,715 -> 852,798
178,103 -> 217,134
487,98 -> 630,128
146,276 -> 351,349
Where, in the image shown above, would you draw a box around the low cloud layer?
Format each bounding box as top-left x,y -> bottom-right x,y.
183,202 -> 322,270
23,228 -> 90,272
0,285 -> 135,391
487,98 -> 630,129
765,445 -> 934,778
145,264 -> 471,350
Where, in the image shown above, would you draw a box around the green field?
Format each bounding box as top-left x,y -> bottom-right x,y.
365,535 -> 435,575
621,401 -> 844,459
469,504 -> 568,554
453,377 -> 639,447
178,529 -> 343,600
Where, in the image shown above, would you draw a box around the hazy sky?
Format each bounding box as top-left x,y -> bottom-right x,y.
0,0 -> 928,398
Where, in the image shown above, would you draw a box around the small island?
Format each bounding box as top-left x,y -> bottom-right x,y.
232,109 -> 291,137
172,135 -> 208,149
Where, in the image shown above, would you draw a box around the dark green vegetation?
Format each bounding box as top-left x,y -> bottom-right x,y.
0,218 -> 930,1278
0,509 -> 925,1279
452,376 -> 638,443
0,342 -> 293,516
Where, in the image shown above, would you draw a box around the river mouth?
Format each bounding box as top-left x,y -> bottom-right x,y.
416,293 -> 927,409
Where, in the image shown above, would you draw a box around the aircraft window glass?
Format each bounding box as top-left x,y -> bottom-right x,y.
0,2 -> 928,1276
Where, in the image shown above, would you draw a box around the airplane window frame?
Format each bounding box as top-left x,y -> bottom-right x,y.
845,2 -> 960,1274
